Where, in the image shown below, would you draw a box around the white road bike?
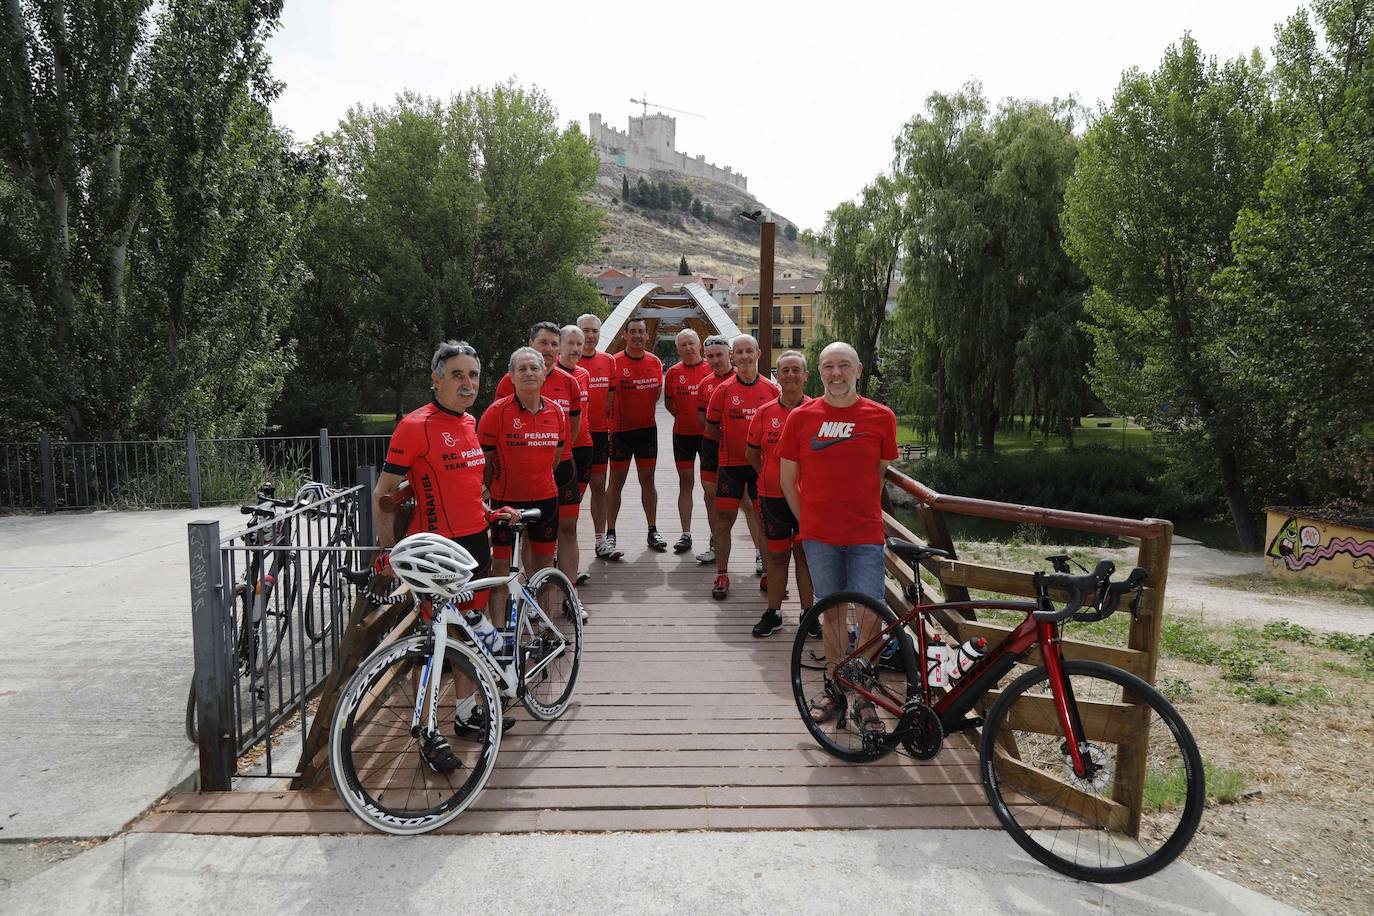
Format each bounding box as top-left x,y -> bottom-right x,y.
328,510 -> 584,834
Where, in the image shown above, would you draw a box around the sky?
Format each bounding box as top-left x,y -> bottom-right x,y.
267,0 -> 1303,231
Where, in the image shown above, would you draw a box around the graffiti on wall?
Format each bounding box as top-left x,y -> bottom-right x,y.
1266,516 -> 1374,573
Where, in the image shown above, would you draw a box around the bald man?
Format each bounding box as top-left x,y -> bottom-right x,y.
663,327 -> 712,554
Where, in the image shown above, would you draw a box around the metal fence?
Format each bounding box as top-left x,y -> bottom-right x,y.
1,430 -> 391,512
189,468 -> 376,787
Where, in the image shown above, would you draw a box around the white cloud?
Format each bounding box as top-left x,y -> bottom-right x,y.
267,0 -> 1300,230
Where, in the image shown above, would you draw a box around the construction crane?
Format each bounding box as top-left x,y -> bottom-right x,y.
629,96 -> 704,118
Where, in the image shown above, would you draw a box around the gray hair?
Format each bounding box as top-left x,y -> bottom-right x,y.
703,334 -> 730,349
431,340 -> 477,375
576,313 -> 602,328
508,346 -> 545,375
675,327 -> 701,343
561,324 -> 585,342
776,349 -> 807,369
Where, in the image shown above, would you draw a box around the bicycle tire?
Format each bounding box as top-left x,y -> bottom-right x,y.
330,634 -> 503,835
980,659 -> 1205,883
790,591 -> 918,762
518,568 -> 584,720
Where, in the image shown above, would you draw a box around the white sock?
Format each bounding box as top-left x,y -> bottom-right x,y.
454,694 -> 477,720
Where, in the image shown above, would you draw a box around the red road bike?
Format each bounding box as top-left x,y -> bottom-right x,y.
790,538 -> 1204,883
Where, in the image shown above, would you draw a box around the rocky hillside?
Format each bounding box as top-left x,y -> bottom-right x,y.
588,161 -> 825,280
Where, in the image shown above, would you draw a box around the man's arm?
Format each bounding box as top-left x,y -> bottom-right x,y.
876,460 -> 890,504
780,458 -> 801,520
745,445 -> 763,475
704,419 -> 722,443
372,471 -> 409,549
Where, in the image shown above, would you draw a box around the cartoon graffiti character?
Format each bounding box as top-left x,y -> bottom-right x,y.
1266,515 -> 1374,572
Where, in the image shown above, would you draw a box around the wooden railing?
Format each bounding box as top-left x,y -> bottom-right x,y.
882,465 -> 1174,837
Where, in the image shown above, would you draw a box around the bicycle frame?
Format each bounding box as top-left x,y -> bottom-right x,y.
831,594 -> 1095,778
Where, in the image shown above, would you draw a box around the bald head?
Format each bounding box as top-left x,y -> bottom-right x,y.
818,340 -> 862,405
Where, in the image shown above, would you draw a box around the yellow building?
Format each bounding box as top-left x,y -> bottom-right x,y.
737,270 -> 825,369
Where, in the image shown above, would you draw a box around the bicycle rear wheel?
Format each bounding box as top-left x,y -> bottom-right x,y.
518,569 -> 583,720
980,659 -> 1204,882
330,635 -> 502,835
790,592 -> 917,762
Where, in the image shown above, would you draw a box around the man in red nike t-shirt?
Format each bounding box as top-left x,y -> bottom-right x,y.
605,316 -> 665,554
704,334 -> 778,600
746,349 -> 814,638
778,341 -> 897,722
663,327 -> 712,556
576,313 -> 619,560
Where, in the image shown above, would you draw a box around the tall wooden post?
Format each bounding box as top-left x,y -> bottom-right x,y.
759,220 -> 775,372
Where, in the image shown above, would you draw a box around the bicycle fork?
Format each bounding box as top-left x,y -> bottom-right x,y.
1038,620 -> 1090,777
410,616 -> 446,737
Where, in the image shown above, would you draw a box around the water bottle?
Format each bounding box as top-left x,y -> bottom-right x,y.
946,637 -> 988,686
464,611 -> 503,655
925,635 -> 949,688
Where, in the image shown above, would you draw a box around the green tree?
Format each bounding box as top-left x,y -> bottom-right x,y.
622,174 -> 630,200
635,175 -> 651,206
1063,36 -> 1274,547
819,175 -> 906,397
281,83 -> 603,425
657,180 -> 671,209
1217,0 -> 1374,511
0,0 -> 297,438
704,204 -> 715,223
691,197 -> 703,219
785,222 -> 798,241
678,255 -> 691,275
896,86 -> 1083,454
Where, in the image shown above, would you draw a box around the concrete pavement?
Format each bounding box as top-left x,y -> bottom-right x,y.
0,830 -> 1300,916
0,508 -> 239,840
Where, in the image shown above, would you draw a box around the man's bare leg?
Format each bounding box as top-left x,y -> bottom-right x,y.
605,466 -> 629,531
589,469 -> 608,539
637,463 -> 657,528
675,466 -> 694,536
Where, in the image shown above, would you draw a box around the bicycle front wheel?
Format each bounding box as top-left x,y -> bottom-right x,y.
518,569 -> 584,720
980,659 -> 1204,883
790,592 -> 917,762
330,635 -> 502,835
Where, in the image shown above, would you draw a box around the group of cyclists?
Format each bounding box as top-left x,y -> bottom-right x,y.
372,313 -> 900,742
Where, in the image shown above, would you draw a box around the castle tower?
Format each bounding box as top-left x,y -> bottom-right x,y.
629,112 -> 676,157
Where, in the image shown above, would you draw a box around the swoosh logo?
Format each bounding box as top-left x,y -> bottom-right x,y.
810,432 -> 873,451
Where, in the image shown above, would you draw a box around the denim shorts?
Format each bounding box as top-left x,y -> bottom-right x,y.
800,540 -> 886,606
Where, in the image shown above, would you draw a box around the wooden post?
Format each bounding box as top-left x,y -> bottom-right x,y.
917,506 -> 972,605
189,520 -> 235,791
759,220 -> 775,371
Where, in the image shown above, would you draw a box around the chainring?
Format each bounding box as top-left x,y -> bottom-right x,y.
898,700 -> 944,760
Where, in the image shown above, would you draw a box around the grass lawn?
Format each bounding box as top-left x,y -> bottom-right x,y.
358,413 -> 398,435
896,415 -> 1154,453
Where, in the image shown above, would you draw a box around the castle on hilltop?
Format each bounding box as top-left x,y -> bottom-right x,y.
588,112 -> 748,191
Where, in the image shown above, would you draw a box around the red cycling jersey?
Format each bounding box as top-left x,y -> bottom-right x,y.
577,351 -> 617,433
776,396 -> 899,545
747,395 -> 810,499
706,373 -> 780,467
560,361 -> 593,448
477,395 -> 568,502
612,350 -> 663,431
496,363 -> 581,461
664,359 -> 711,435
696,369 -> 735,438
383,401 -> 488,538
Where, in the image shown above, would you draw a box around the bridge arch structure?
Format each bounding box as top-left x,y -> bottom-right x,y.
597,282 -> 741,354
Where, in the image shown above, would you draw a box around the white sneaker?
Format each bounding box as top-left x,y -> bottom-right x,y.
594,536 -> 623,560
695,546 -> 715,565
755,551 -> 764,576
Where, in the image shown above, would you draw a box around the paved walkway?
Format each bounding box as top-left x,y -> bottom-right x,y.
0,506 -> 239,840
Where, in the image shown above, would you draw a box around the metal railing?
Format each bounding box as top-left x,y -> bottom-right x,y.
1,430 -> 391,512
189,468 -> 377,788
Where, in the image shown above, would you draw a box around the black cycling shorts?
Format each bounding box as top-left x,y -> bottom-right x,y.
761,496 -> 800,544
448,528 -> 492,579
490,497 -> 558,551
555,459 -> 579,506
610,426 -> 657,465
572,445 -> 594,486
715,464 -> 759,505
700,436 -> 720,475
590,431 -> 610,470
672,433 -> 703,468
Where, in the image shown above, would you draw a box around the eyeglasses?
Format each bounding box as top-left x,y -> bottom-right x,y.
438,344 -> 476,359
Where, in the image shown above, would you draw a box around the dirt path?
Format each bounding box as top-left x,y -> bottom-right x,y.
1164,540 -> 1374,634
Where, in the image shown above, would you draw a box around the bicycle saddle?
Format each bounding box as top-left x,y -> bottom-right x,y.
885,538 -> 952,564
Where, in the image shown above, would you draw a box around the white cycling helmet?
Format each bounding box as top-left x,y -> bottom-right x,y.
389,533 -> 480,598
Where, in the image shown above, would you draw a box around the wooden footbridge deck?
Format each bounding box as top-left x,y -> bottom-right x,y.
136,409 -> 1000,835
